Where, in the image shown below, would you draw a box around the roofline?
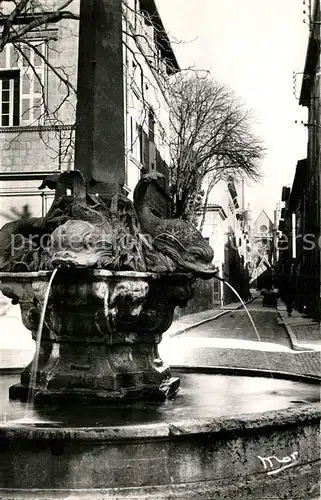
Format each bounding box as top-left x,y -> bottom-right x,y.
200,204 -> 227,220
253,209 -> 273,225
1,2 -> 180,76
141,0 -> 180,74
299,0 -> 320,106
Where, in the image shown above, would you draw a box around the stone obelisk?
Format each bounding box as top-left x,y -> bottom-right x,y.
74,0 -> 125,196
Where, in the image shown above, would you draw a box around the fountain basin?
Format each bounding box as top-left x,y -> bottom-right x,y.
0,369 -> 319,499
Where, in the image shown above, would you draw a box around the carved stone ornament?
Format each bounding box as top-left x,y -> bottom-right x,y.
0,170 -> 216,402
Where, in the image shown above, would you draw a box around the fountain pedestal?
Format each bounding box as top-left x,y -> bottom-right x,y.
0,270 -> 193,403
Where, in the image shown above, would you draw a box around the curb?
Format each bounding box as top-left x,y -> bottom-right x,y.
171,364 -> 321,383
167,298 -> 255,339
277,308 -> 320,352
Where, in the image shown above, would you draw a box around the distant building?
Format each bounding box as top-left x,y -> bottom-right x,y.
250,210 -> 274,263
0,0 -> 179,226
248,210 -> 274,290
201,203 -> 227,305
201,179 -> 251,304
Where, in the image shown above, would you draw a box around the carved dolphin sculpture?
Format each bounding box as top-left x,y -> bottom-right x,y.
133,172 -> 217,278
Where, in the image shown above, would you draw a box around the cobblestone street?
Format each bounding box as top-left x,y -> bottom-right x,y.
160,297 -> 321,379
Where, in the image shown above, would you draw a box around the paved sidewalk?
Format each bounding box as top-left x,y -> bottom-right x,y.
277,304 -> 321,351
165,300 -> 252,339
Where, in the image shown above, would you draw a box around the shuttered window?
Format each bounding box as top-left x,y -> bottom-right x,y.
0,41 -> 46,126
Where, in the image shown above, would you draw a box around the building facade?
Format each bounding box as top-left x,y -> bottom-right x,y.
122,0 -> 179,214
0,0 -> 179,227
276,0 -> 320,320
299,0 -> 321,320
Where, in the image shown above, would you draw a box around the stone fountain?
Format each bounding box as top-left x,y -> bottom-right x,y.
0,170 -> 216,404
0,170 -> 320,500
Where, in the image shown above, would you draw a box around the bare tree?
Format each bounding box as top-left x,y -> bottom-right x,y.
0,1 -> 79,162
168,73 -> 265,224
0,1 -> 78,50
0,1 -> 177,166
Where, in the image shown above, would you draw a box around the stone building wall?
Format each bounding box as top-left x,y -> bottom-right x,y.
0,1 -> 79,226
173,278 -> 220,319
0,0 -> 175,222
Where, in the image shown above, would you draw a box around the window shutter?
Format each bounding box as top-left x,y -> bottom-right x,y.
13,74 -> 20,125
19,41 -> 46,125
21,72 -> 32,123
0,50 -> 6,69
141,130 -> 149,176
156,148 -> 161,170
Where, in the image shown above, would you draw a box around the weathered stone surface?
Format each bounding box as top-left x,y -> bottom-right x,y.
74,0 -> 125,192
0,401 -> 319,497
0,169 -> 217,403
0,270 -> 196,402
0,170 -> 218,279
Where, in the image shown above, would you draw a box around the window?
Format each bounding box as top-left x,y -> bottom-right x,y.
130,116 -> 133,152
149,141 -> 156,170
0,71 -> 20,126
0,41 -> 46,126
129,118 -> 143,164
133,0 -> 140,28
131,60 -> 142,94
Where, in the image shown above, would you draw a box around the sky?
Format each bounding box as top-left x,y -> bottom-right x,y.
157,0 -> 310,220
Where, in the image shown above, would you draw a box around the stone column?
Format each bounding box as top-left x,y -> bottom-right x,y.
74,0 -> 125,195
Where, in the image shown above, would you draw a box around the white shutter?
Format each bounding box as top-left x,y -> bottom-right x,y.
20,41 -> 45,125
144,24 -> 154,59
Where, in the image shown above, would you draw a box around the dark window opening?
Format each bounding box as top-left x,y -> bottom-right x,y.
0,70 -> 20,126
148,107 -> 155,142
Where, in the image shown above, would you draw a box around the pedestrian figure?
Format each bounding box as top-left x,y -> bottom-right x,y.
284,288 -> 295,317
280,263 -> 296,317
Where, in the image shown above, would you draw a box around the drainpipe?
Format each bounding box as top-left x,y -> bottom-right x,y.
123,16 -> 129,188
220,269 -> 224,307
291,213 -> 296,259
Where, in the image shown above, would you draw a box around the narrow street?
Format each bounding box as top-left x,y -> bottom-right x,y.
159,296 -> 296,372
183,296 -> 292,348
